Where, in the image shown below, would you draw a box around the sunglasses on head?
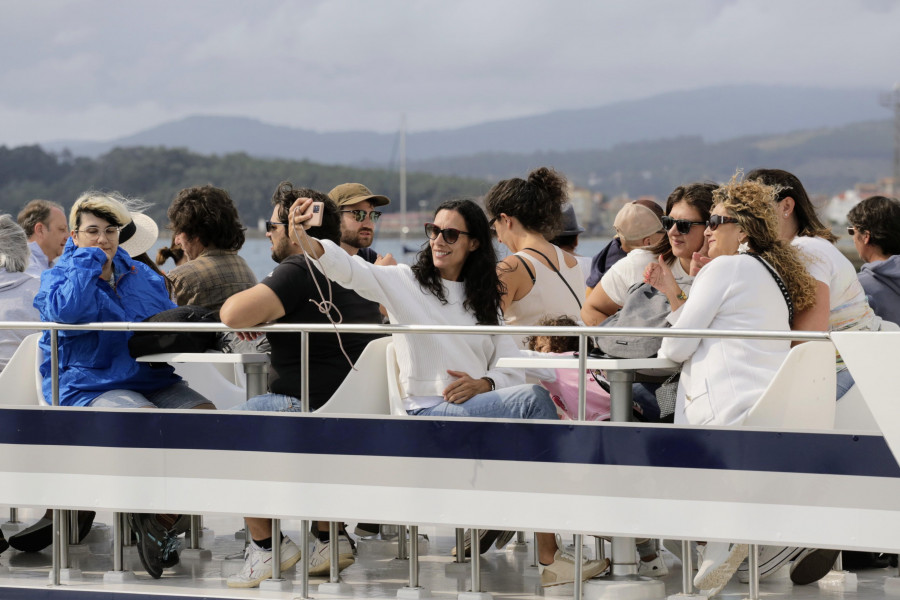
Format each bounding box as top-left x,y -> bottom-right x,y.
265,220 -> 285,233
425,223 -> 472,245
661,215 -> 706,235
706,215 -> 740,231
341,209 -> 382,223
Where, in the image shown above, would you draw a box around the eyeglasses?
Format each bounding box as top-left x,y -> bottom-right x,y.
341,209 -> 382,223
661,216 -> 706,235
706,215 -> 740,231
75,226 -> 120,241
425,223 -> 472,244
847,226 -> 856,236
265,220 -> 286,233
488,216 -> 498,238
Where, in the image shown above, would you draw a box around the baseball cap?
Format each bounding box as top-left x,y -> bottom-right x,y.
613,201 -> 664,242
328,183 -> 391,208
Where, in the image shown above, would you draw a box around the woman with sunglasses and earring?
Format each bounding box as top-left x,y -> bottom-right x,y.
289,196 -> 606,585
485,167 -> 586,348
581,183 -> 716,326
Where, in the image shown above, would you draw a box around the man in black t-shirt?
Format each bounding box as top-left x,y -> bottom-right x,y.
220,182 -> 384,588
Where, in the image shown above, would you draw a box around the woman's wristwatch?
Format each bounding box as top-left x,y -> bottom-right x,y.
481,377 -> 496,391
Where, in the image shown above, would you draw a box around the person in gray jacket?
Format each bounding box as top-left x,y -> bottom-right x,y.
848,195 -> 900,326
0,214 -> 40,373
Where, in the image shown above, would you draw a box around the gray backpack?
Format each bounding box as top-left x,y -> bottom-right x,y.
593,282 -> 671,359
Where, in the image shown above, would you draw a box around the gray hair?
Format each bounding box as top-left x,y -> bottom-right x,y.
0,214 -> 30,273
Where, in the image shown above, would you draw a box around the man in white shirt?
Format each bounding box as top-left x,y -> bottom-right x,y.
16,199 -> 68,276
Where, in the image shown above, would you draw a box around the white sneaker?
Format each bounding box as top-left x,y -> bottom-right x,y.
539,549 -> 609,587
638,555 -> 669,578
226,536 -> 302,588
694,542 -> 748,595
736,546 -> 802,583
308,536 -> 355,577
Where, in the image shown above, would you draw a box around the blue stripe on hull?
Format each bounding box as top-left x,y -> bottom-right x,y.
1,409 -> 897,478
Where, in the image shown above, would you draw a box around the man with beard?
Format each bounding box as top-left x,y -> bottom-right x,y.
327,183 -> 390,262
220,182 -> 384,587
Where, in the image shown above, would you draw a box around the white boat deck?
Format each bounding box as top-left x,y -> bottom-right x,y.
0,511 -> 897,600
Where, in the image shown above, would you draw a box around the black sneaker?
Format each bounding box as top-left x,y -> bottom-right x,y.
128,513 -> 180,578
0,530 -> 8,554
790,548 -> 840,585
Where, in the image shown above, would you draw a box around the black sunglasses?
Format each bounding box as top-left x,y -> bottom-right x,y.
847,226 -> 856,236
661,215 -> 706,235
341,209 -> 382,223
706,215 -> 740,231
265,220 -> 286,233
425,223 -> 471,245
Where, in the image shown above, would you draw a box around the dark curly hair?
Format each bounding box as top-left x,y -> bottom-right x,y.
271,181 -> 340,245
167,185 -> 246,251
649,182 -> 717,265
484,167 -> 567,238
848,195 -> 900,256
746,168 -> 837,243
411,198 -> 503,326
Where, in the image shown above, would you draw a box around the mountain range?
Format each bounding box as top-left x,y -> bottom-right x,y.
43,85 -> 888,167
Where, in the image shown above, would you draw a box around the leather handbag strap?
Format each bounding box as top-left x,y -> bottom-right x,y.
524,247 -> 582,309
747,252 -> 794,324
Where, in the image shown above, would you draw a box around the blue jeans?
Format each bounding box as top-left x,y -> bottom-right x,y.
234,393 -> 304,412
836,367 -> 854,400
89,381 -> 210,409
408,384 -> 557,420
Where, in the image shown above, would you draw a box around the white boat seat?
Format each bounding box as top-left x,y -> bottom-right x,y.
834,383 -> 879,432
315,336 -> 392,415
385,341 -> 407,416
0,332 -> 42,407
741,341 -> 836,430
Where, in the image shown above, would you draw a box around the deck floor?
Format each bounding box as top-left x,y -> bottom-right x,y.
0,511 -> 896,599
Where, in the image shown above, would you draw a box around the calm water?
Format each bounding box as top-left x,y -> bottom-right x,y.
151,236 -> 613,281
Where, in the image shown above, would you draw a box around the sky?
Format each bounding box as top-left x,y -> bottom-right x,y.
1,0 -> 899,146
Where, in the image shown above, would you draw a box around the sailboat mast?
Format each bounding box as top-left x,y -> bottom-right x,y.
400,114 -> 407,241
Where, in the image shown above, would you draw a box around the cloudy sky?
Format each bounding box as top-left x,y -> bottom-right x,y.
1,0 -> 899,146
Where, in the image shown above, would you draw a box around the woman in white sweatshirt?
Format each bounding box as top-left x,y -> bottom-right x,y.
290,197 -> 556,420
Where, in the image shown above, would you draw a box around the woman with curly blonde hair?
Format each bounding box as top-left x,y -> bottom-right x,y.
644,174 -> 816,427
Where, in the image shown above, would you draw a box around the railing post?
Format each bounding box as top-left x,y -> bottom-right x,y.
577,334 -> 587,420
51,509 -> 61,585
301,331 -> 310,412
408,525 -> 419,588
456,528 -> 466,564
298,519 -> 311,599
51,329 -> 59,406
470,528 -> 481,592
329,521 -> 340,583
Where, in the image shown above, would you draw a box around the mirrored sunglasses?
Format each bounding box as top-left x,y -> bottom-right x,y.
341,209 -> 382,223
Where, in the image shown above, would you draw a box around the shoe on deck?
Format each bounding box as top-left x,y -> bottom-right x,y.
451,529 -> 501,557
226,536 -> 302,588
308,536 -> 355,577
0,530 -> 8,555
737,545 -> 802,582
8,511 -> 95,553
694,542 -> 748,594
128,513 -> 180,579
354,523 -> 381,538
540,549 -> 609,587
790,548 -> 840,585
494,530 -> 516,550
638,555 -> 669,578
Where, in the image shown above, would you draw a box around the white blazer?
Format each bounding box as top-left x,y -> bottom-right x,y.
660,254 -> 791,426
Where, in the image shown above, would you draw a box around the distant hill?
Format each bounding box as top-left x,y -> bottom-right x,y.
405,119 -> 894,199
44,85 -> 887,165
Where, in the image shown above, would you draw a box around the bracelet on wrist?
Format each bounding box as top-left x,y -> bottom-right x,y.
676,289 -> 688,301
481,377 -> 496,391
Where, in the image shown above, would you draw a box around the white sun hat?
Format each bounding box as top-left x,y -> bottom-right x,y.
119,212 -> 159,258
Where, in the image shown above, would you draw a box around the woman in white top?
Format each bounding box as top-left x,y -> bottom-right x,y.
747,169 -> 877,399
647,176 -> 816,426
487,167 -> 586,347
291,196 -> 606,587
645,174 -> 818,596
582,183 -> 717,326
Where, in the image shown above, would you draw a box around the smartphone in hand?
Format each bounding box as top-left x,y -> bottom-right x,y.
305,201 -> 324,227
